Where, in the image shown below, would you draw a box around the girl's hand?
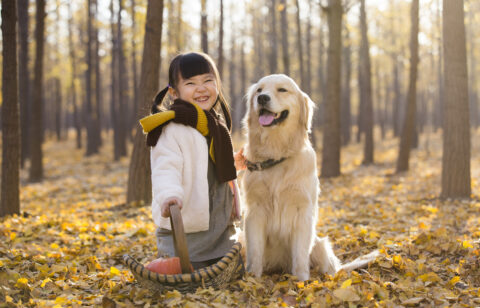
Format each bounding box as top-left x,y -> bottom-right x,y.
161,197 -> 183,218
234,148 -> 247,171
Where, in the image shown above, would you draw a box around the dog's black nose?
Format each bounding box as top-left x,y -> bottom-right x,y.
257,94 -> 270,106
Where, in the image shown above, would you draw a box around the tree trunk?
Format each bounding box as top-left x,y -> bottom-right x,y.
127,0 -> 164,206
341,24 -> 351,146
321,0 -> 342,178
17,0 -> 30,168
85,0 -> 99,156
435,0 -> 444,132
117,0 -> 128,158
359,0 -> 374,165
67,1 -> 82,149
29,0 -> 46,182
396,0 -> 419,173
441,0 -> 471,199
55,77 -> 62,141
111,0 -> 120,160
218,0 -> 224,78
252,3 -> 265,80
201,0 -> 208,53
130,0 -> 139,136
268,0 -> 278,74
94,0 -> 102,148
294,0 -> 305,89
305,0 -> 312,95
279,0 -> 289,75
1,0 -> 20,216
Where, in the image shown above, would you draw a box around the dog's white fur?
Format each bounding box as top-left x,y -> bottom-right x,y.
241,74 -> 377,281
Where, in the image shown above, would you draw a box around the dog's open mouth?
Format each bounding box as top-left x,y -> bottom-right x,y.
258,109 -> 289,127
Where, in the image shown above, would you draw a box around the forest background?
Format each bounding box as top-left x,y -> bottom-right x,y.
0,0 -> 479,306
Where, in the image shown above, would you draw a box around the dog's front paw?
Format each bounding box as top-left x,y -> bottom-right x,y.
246,262 -> 263,278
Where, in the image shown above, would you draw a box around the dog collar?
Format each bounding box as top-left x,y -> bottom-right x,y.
245,157 -> 287,171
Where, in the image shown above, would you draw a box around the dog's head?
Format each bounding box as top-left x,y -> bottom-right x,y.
244,74 -> 315,136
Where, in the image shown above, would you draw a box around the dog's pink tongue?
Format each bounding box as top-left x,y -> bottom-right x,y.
259,114 -> 275,126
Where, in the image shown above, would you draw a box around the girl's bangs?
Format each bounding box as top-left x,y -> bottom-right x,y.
178,53 -> 213,79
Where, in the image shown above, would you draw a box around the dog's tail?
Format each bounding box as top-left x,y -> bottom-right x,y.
338,250 -> 379,272
310,236 -> 378,275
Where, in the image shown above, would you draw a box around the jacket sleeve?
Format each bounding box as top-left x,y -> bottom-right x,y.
150,124 -> 184,227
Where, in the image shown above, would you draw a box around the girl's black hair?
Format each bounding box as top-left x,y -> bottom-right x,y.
150,52 -> 232,131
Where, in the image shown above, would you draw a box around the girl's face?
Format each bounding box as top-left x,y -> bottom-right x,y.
170,73 -> 219,111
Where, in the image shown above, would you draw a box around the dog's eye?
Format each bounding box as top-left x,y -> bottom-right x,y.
257,88 -> 262,93
278,88 -> 288,93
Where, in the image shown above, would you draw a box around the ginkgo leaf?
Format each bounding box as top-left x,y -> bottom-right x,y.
333,286 -> 360,302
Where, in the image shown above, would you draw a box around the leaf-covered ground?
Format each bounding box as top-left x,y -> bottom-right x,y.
1,131 -> 480,307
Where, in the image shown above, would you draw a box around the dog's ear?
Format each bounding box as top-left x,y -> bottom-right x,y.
242,83 -> 257,125
300,92 -> 316,133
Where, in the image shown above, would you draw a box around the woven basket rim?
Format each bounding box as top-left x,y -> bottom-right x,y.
123,242 -> 242,284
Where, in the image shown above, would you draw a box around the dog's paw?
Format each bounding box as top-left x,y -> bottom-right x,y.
246,262 -> 263,278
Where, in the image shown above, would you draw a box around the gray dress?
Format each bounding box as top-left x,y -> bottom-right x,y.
155,149 -> 235,267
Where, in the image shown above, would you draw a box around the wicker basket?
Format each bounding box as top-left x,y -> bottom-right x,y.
123,204 -> 244,293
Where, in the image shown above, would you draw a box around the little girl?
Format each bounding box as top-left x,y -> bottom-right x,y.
139,52 -> 241,270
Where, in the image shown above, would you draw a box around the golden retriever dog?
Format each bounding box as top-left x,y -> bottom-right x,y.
241,74 -> 377,281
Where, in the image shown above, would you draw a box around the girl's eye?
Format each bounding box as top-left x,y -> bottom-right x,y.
186,82 -> 194,85
205,79 -> 213,83
257,88 -> 262,93
278,88 -> 288,92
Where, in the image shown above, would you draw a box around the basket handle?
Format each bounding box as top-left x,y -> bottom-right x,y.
169,203 -> 193,273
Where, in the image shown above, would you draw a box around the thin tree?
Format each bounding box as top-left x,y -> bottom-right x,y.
110,0 -> 121,160
85,0 -> 98,156
294,0 -> 305,89
359,0 -> 374,165
305,0 -> 313,95
127,0 -> 164,206
29,0 -> 46,182
268,0 -> 278,73
117,0 -> 128,158
130,0 -> 139,134
321,0 -> 342,178
1,0 -> 20,216
441,0 -> 471,198
201,0 -> 208,53
341,24 -> 352,146
218,0 -> 224,77
67,1 -> 82,149
396,0 -> 419,173
17,0 -> 30,168
279,0 -> 290,75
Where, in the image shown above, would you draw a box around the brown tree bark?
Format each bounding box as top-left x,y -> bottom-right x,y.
85,0 -> 99,156
341,24 -> 351,146
359,0 -> 374,165
1,0 -> 20,216
127,0 -> 164,206
218,0 -> 224,77
201,0 -> 208,53
29,0 -> 46,182
321,0 -> 342,178
117,0 -> 128,158
294,0 -> 305,89
441,0 -> 471,199
268,0 -> 278,74
396,0 -> 419,173
279,0 -> 290,75
110,0 -> 120,160
67,1 -> 82,149
305,0 -> 312,95
130,0 -> 139,136
17,0 -> 30,168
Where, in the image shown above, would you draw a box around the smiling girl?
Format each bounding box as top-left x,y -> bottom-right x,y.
139,52 -> 241,269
